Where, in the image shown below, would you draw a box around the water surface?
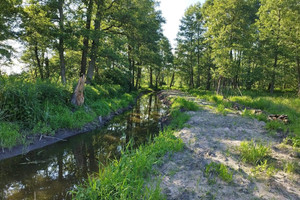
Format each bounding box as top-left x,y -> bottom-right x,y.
0,93 -> 166,199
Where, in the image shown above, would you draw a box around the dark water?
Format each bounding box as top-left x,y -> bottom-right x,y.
0,93 -> 166,200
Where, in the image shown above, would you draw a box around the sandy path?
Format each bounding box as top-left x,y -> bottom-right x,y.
155,90 -> 300,200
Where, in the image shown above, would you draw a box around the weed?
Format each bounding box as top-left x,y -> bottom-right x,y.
251,160 -> 277,177
283,161 -> 299,174
216,104 -> 227,115
239,140 -> 271,165
205,162 -> 233,183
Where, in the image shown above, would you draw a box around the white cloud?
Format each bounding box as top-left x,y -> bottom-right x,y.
159,0 -> 205,48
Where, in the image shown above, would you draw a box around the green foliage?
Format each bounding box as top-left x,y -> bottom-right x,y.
72,127 -> 184,200
0,76 -> 136,148
265,121 -> 284,131
216,104 -> 226,115
239,140 -> 271,165
283,161 -> 299,174
0,122 -> 21,148
0,79 -> 70,128
251,160 -> 276,177
171,97 -> 199,111
188,89 -> 300,144
205,162 -> 233,183
169,97 -> 199,129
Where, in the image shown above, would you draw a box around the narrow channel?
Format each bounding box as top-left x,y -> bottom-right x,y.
0,93 -> 167,200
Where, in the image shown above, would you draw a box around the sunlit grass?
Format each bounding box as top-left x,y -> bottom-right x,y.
72,97 -> 194,199
186,89 -> 300,147
205,162 -> 233,183
238,140 -> 271,165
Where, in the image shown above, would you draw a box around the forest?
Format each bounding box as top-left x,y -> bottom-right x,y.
0,0 -> 300,199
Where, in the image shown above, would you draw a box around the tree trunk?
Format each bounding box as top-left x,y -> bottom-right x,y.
135,66 -> 141,89
297,57 -> 300,96
216,76 -> 222,95
170,72 -> 175,88
206,64 -> 211,90
45,57 -> 50,79
80,0 -> 93,76
34,44 -> 43,79
149,66 -> 153,88
87,0 -> 102,83
196,32 -> 200,88
190,53 -> 194,88
58,0 -> 66,84
128,44 -> 133,91
270,53 -> 278,94
132,61 -> 135,89
246,62 -> 253,90
155,71 -> 160,89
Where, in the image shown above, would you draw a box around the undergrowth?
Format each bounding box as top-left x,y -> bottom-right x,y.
72,97 -> 195,199
0,77 -> 137,148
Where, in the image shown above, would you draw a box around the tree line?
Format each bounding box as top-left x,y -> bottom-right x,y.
175,0 -> 299,95
0,0 -> 299,95
0,0 -> 173,91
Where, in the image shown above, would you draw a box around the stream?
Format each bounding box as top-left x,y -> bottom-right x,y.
0,93 -> 167,200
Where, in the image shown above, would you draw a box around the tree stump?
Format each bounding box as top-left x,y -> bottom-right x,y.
71,75 -> 85,106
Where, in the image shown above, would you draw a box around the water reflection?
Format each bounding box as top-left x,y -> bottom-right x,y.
0,93 -> 166,200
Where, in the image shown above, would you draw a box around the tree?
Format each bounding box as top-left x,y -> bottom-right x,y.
176,3 -> 204,89
0,0 -> 22,62
203,0 -> 259,94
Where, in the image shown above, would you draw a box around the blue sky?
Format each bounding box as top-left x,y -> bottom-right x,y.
159,0 -> 205,48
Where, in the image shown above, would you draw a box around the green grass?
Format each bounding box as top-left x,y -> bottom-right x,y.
205,162 -> 233,183
72,97 -> 195,199
238,140 -> 271,165
171,97 -> 199,111
0,122 -> 21,149
186,89 -> 300,147
283,161 -> 299,174
251,160 -> 277,177
0,76 -> 137,148
169,97 -> 199,129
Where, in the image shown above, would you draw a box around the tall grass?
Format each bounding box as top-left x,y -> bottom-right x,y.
239,140 -> 271,165
0,76 -> 136,148
72,97 -> 195,199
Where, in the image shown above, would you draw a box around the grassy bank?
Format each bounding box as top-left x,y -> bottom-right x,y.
186,89 -> 300,147
0,76 -> 137,149
72,97 -> 198,199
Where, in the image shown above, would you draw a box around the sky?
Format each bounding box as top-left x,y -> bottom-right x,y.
159,0 -> 205,48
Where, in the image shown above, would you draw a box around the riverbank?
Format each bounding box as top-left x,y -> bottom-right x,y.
0,90 -> 146,161
72,91 -> 199,199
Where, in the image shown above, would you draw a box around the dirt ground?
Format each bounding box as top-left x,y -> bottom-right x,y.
154,90 -> 300,200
